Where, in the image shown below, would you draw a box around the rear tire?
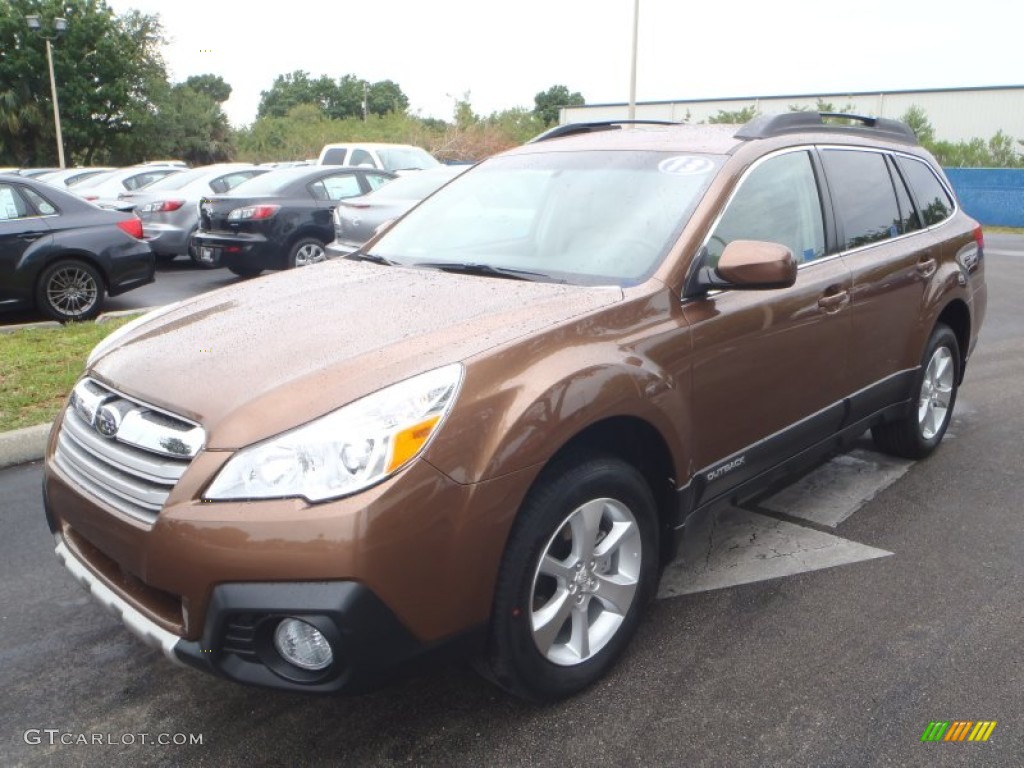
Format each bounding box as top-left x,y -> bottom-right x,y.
481,453 -> 659,701
287,237 -> 327,268
872,323 -> 960,459
35,259 -> 104,323
228,264 -> 263,279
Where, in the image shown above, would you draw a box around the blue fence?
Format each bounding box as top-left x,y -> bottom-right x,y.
944,168 -> 1024,227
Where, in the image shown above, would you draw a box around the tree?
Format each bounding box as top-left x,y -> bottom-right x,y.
708,106 -> 759,124
257,71 -> 328,119
258,71 -> 409,121
533,85 -> 584,126
0,0 -> 167,166
184,74 -> 231,104
900,105 -> 935,145
151,83 -> 234,164
366,79 -> 409,118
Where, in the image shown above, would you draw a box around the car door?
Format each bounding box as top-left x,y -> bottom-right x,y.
307,173 -> 366,239
682,148 -> 852,504
821,148 -> 938,420
0,182 -> 52,307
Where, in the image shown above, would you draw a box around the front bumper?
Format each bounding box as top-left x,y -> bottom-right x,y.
325,239 -> 359,259
55,534 -> 439,692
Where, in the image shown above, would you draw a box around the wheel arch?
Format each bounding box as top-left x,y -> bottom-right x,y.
534,415 -> 681,566
935,299 -> 970,383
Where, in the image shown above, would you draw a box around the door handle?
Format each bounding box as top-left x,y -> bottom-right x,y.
817,289 -> 849,312
17,231 -> 46,241
916,255 -> 937,278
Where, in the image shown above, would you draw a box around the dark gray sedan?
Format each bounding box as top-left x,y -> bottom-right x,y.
326,165 -> 468,257
0,174 -> 154,322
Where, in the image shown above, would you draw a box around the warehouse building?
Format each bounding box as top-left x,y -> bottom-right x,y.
560,85 -> 1024,143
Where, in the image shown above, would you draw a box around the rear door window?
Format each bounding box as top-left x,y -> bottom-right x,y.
822,149 -> 904,250
896,157 -> 955,226
319,174 -> 363,201
887,157 -> 922,234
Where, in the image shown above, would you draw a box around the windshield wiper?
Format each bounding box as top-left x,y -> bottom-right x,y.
413,262 -> 562,283
345,250 -> 398,266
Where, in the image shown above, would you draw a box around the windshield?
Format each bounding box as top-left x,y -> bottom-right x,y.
367,150 -> 722,286
376,147 -> 440,171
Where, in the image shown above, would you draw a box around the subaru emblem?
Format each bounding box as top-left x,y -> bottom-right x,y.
95,404 -> 121,438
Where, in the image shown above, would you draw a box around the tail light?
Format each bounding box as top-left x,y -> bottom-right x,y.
83,195 -> 99,202
227,204 -> 280,221
139,199 -> 185,213
116,218 -> 144,239
973,224 -> 984,252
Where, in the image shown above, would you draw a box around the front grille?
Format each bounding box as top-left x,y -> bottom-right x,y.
53,378 -> 205,525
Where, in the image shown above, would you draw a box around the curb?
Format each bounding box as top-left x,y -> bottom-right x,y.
0,306 -> 160,470
0,423 -> 51,470
0,306 -> 158,335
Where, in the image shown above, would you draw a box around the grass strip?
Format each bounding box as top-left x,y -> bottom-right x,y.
0,317 -> 135,431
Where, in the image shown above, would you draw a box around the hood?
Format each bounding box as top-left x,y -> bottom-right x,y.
90,260 -> 622,449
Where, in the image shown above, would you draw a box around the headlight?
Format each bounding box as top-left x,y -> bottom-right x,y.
203,364 -> 463,502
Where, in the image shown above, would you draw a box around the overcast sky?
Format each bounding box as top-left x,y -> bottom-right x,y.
106,0 -> 1021,128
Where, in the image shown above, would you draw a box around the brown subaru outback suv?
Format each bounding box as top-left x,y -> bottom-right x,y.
44,113 -> 986,701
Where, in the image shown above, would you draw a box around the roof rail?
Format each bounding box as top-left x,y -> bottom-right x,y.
528,120 -> 679,144
734,112 -> 918,145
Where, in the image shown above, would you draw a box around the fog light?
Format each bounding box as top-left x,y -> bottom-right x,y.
273,618 -> 333,671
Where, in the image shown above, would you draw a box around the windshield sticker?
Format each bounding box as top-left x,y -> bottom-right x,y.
658,156 -> 715,176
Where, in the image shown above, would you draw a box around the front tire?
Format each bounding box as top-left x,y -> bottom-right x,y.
872,323 -> 960,459
35,259 -> 104,323
482,454 -> 659,701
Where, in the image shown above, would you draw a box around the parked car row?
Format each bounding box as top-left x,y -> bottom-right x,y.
1,144 -> 456,322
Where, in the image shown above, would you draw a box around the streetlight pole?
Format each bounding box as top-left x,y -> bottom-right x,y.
628,0 -> 639,120
25,15 -> 67,168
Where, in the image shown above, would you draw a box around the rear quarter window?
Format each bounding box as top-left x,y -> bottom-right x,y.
896,157 -> 955,226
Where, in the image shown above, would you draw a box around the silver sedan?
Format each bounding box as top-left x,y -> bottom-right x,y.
118,164 -> 267,264
326,165 -> 468,257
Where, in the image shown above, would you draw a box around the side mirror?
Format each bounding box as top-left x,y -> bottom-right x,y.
686,240 -> 797,297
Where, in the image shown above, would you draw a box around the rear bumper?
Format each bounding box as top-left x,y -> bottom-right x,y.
141,221 -> 192,256
106,243 -> 155,296
193,232 -> 282,270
